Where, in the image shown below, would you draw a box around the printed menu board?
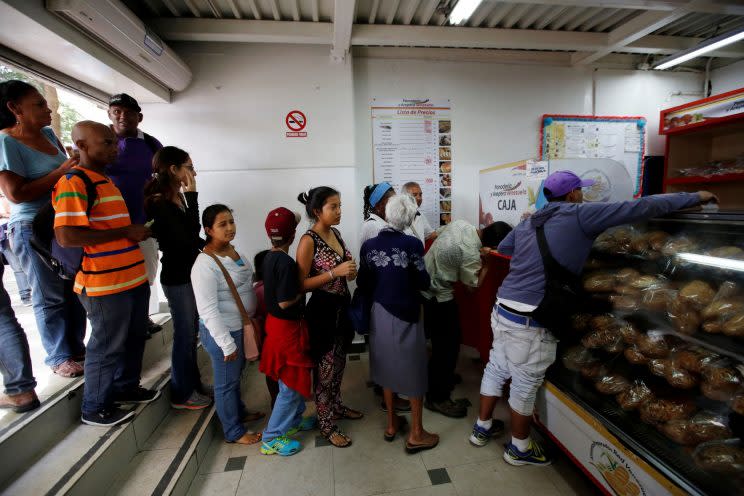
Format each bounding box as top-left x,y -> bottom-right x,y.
540,115 -> 646,197
372,99 -> 452,226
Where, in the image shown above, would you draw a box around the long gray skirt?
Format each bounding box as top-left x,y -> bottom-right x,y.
369,302 -> 427,397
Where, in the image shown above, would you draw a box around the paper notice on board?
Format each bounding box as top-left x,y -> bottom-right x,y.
526,160 -> 549,180
372,99 -> 452,227
624,123 -> 641,152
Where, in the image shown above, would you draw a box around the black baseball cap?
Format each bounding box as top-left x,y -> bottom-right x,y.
108,93 -> 141,112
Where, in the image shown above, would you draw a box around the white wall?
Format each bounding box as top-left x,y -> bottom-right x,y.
136,45 -> 705,258
710,60 -> 744,95
353,58 -> 702,225
140,43 -> 359,261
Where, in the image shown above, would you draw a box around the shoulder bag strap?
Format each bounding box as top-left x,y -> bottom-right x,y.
204,251 -> 250,326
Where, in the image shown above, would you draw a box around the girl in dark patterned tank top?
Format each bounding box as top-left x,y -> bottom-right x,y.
296,187 -> 363,448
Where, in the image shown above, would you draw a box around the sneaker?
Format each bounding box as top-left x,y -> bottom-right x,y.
52,359 -> 84,378
287,415 -> 318,436
469,419 -> 505,447
260,435 -> 302,456
172,391 -> 211,410
81,407 -> 135,427
0,390 -> 41,413
503,439 -> 552,466
113,386 -> 161,404
424,398 -> 467,418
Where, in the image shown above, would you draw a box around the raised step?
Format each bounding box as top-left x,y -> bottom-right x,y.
0,313 -> 175,494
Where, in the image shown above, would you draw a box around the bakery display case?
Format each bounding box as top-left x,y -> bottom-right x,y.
660,87 -> 744,209
540,209 -> 744,496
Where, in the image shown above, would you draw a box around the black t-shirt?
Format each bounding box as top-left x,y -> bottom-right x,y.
262,250 -> 304,321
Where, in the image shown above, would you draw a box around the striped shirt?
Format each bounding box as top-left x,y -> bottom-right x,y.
52,166 -> 147,297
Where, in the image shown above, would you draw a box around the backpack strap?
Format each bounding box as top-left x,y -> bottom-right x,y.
142,133 -> 160,155
65,169 -> 107,218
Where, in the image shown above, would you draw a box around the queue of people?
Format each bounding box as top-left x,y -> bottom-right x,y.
0,78 -> 718,467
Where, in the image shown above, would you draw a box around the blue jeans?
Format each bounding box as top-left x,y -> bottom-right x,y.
199,321 -> 247,442
0,263 -> 36,395
0,231 -> 31,302
163,284 -> 202,404
263,380 -> 305,443
8,221 -> 86,367
78,283 -> 149,414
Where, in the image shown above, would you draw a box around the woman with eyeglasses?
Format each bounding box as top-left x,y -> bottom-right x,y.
144,146 -> 215,411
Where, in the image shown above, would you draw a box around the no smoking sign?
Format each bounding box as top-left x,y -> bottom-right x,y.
285,110 -> 307,138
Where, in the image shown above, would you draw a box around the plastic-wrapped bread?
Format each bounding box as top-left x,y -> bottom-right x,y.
687,412 -> 733,444
661,236 -> 699,257
583,272 -> 617,293
604,335 -> 625,354
693,441 -> 744,474
561,346 -> 596,372
595,374 -> 631,395
616,380 -> 653,411
648,358 -> 672,377
722,314 -> 744,337
702,299 -> 744,321
678,280 -> 716,310
618,321 -> 642,345
668,297 -> 701,335
639,398 -> 696,424
582,329 -> 617,349
706,246 -> 744,260
629,275 -> 665,291
624,345 -> 649,365
666,366 -> 698,389
641,287 -> 674,311
610,294 -> 640,312
674,348 -> 718,374
615,268 -> 641,285
647,231 -> 670,252
701,362 -> 741,402
637,334 -> 671,358
590,314 -> 618,332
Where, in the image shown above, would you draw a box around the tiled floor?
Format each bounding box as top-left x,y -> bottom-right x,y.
191,348 -> 600,496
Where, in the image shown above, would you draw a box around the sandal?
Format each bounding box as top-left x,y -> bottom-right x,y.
231,431 -> 262,445
333,406 -> 364,421
241,410 -> 266,422
384,415 -> 408,442
405,433 -> 440,454
325,428 -> 352,448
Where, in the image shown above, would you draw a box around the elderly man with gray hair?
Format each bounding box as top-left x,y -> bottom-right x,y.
401,181 -> 437,245
357,194 -> 439,453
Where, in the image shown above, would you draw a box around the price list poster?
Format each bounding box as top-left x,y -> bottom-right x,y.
371,99 -> 452,227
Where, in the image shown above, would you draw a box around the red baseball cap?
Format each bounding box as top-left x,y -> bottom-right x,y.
265,207 -> 300,243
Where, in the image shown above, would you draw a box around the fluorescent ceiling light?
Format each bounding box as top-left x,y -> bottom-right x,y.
448,0 -> 484,25
676,253 -> 744,272
655,26 -> 744,70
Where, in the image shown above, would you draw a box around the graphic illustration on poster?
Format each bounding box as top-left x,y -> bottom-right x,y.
589,441 -> 645,496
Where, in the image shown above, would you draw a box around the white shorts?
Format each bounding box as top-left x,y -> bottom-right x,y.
479,308 -> 557,416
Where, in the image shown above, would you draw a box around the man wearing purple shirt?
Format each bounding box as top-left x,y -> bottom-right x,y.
107,94 -> 163,333
468,170 -> 716,467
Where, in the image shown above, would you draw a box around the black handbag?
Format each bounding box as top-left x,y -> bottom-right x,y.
530,224 -> 583,340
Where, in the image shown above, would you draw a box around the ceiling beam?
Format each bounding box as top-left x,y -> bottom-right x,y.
475,1 -> 744,15
419,0 -> 439,25
226,0 -> 242,19
161,0 -> 180,17
571,4 -> 696,65
312,0 -> 320,22
146,18 -> 744,60
331,0 -> 355,62
148,18 -> 331,43
247,0 -> 261,20
402,0 -> 421,25
386,0 -> 400,25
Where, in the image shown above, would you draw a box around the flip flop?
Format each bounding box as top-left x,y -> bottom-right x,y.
405,434 -> 440,454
